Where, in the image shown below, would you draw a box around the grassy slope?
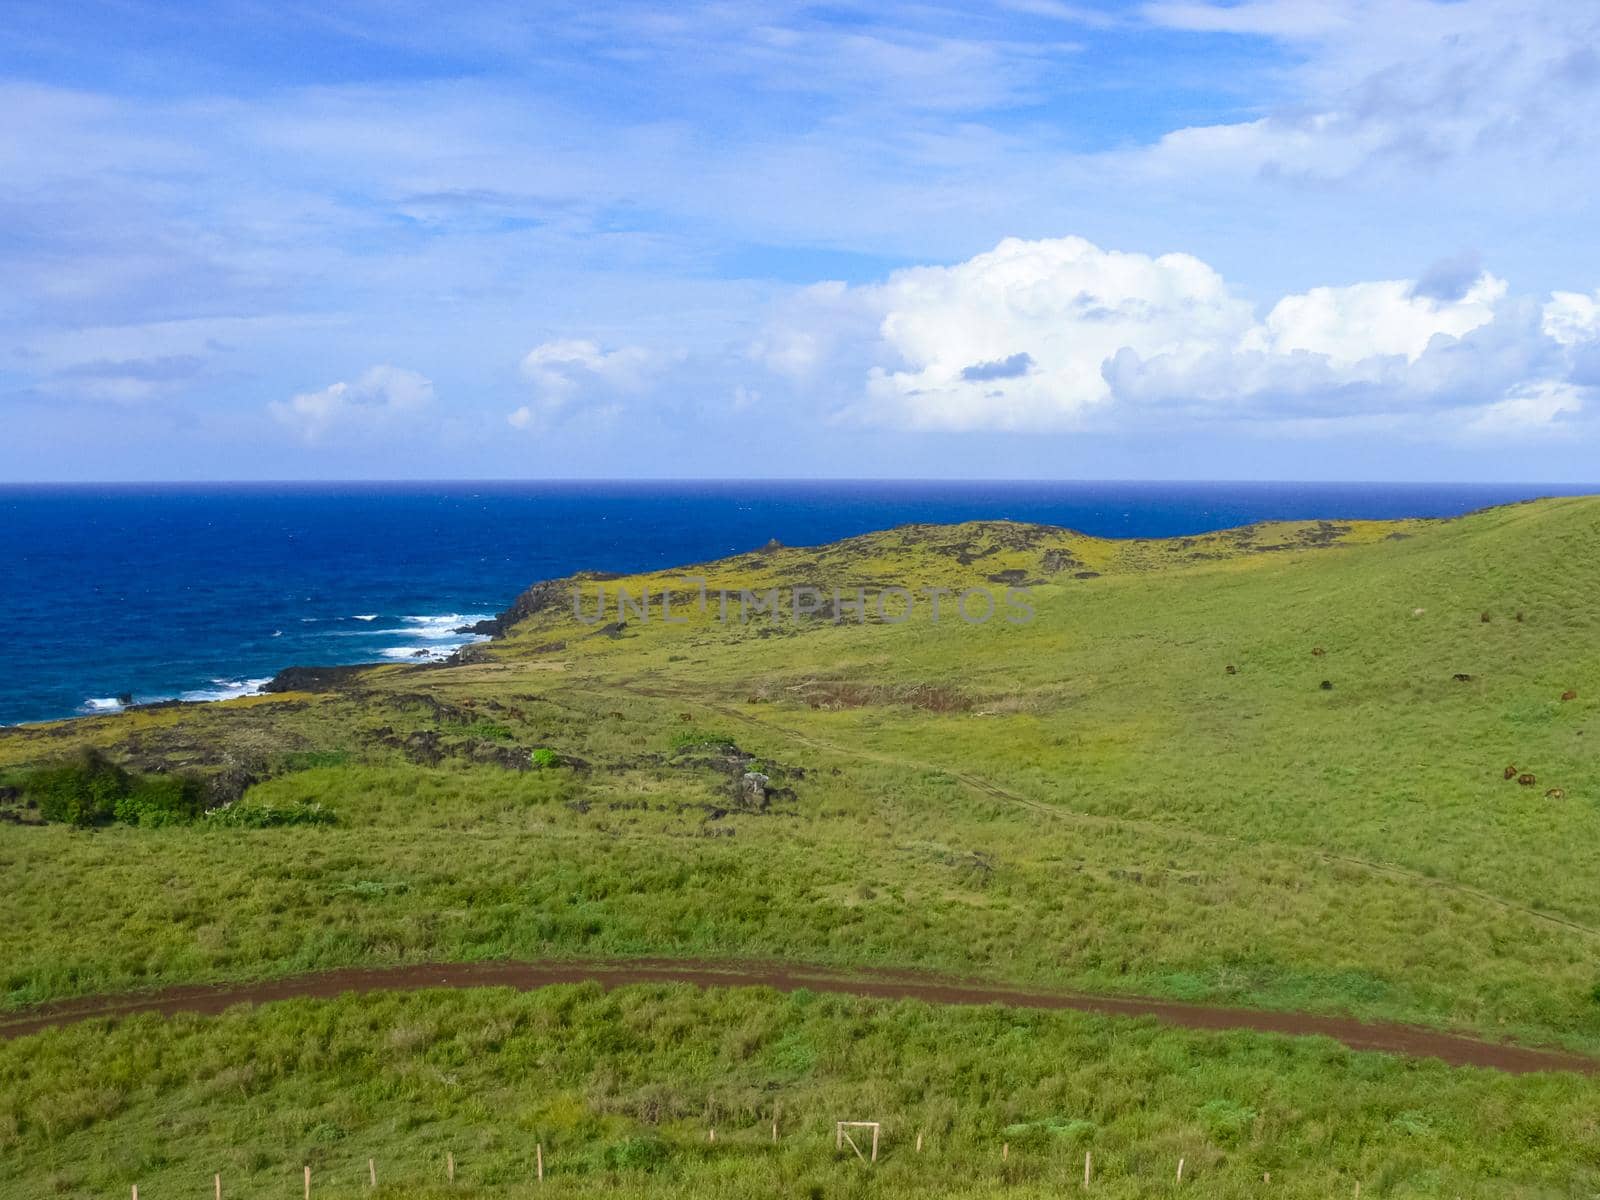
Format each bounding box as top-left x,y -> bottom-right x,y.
6,501 -> 1595,1039
4,498 -> 1600,1194
4,985 -> 1598,1199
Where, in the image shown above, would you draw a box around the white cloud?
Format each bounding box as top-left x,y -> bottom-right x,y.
1250,276 -> 1505,367
270,365 -> 433,443
1133,0 -> 1600,190
508,338 -> 656,429
1542,291 -> 1600,347
1465,380 -> 1585,437
757,234 -> 1592,437
858,236 -> 1255,430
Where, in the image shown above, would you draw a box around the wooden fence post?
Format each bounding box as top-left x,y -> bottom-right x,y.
446,1151 -> 455,1182
304,1165 -> 311,1200
1177,1157 -> 1184,1183
1084,1150 -> 1092,1188
1002,1142 -> 1009,1162
536,1143 -> 544,1183
215,1172 -> 222,1200
915,1131 -> 923,1153
369,1158 -> 376,1187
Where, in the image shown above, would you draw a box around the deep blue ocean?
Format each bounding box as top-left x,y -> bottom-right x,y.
1,480 -> 1592,727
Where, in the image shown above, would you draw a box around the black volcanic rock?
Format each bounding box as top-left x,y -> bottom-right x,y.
478,570 -> 620,638
263,664 -> 375,693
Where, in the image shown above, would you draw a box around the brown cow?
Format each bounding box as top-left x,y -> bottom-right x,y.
1480,612 -> 1492,623
1452,673 -> 1474,682
1518,773 -> 1537,787
1319,680 -> 1334,691
1504,765 -> 1519,780
1225,664 -> 1237,675
1546,787 -> 1567,800
1562,689 -> 1578,702
1311,647 -> 1326,657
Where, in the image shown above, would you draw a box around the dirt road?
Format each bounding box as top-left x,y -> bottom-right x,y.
1,957 -> 1591,1075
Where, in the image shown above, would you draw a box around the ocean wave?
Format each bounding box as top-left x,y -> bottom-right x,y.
80,697 -> 126,713
178,677 -> 272,703
352,614 -> 378,621
380,644 -> 457,662
401,613 -> 492,638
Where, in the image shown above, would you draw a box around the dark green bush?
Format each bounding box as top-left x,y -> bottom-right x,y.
24,751 -> 134,827
24,751 -> 218,828
530,747 -> 561,768
114,774 -> 208,827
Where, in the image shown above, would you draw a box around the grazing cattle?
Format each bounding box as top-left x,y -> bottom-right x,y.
1546,787 -> 1567,800
1481,612 -> 1491,623
1504,765 -> 1519,780
1311,647 -> 1326,657
1319,680 -> 1333,690
1562,689 -> 1578,702
608,710 -> 624,719
1453,673 -> 1474,682
1412,607 -> 1425,617
679,712 -> 693,722
1518,773 -> 1537,787
1225,664 -> 1237,675
1516,612 -> 1525,623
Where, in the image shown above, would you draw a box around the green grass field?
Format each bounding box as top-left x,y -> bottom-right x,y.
6,985 -> 1599,1199
5,496 -> 1600,1195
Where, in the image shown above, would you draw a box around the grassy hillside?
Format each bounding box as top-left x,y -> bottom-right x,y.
5,985 -> 1598,1200
4,496 -> 1600,1195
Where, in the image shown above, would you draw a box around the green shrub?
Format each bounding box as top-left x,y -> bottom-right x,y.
463,721 -> 515,741
22,751 -> 211,828
530,747 -> 561,768
601,1134 -> 671,1172
204,799 -> 336,828
113,774 -> 208,827
1197,1098 -> 1259,1142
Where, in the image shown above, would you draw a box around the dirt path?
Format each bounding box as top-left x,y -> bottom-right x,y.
1,957 -> 1591,1075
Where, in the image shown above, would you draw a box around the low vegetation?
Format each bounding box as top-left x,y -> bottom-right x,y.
4,497 -> 1600,1195
3,985 -> 1598,1198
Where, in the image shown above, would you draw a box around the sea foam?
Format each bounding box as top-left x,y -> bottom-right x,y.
178,678 -> 272,703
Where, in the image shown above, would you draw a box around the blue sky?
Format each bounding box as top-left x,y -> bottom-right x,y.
4,0 -> 1600,481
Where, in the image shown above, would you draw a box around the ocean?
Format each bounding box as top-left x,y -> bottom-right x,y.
1,480 -> 1591,727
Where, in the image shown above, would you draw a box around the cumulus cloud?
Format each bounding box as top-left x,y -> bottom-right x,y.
270,365 -> 433,443
1248,275 -> 1506,367
508,339 -> 654,429
1543,291 -> 1600,347
756,235 -> 1595,438
1465,380 -> 1585,437
857,236 -> 1255,430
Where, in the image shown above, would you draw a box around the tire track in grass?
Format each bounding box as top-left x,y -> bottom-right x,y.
610,678 -> 1600,943
1,957 -> 1592,1074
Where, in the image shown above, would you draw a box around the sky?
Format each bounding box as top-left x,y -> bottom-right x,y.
4,0 -> 1600,482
